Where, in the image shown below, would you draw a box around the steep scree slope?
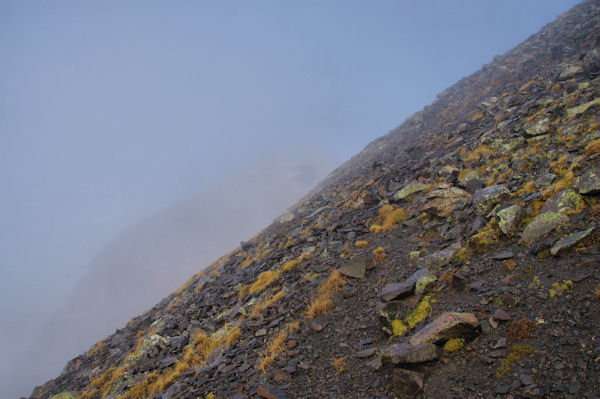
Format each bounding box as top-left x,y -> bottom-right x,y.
31,1 -> 600,398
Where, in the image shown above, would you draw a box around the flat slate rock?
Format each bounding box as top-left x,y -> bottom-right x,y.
381,342 -> 440,364
410,312 -> 479,345
551,227 -> 595,255
380,281 -> 414,302
338,255 -> 369,278
472,185 -> 510,216
522,212 -> 569,245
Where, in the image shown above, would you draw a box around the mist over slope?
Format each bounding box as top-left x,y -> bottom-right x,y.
5,146 -> 337,399
28,1 -> 600,398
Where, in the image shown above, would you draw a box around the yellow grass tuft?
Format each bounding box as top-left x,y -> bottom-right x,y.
464,144 -> 493,162
370,205 -> 406,233
307,270 -> 346,318
355,240 -> 369,249
257,321 -> 300,372
585,138 -> 600,155
250,288 -> 287,317
332,357 -> 347,374
249,269 -> 282,295
373,247 -> 387,264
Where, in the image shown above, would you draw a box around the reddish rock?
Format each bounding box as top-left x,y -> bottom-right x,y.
272,370 -> 292,383
258,385 -> 288,399
493,309 -> 512,321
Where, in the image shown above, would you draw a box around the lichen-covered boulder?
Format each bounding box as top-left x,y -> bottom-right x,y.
542,189 -> 581,213
497,204 -> 524,236
577,168 -> 600,195
521,212 -> 569,245
472,185 -> 511,216
394,181 -> 429,201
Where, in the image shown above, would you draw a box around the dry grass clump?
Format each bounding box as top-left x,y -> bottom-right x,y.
332,357 -> 347,374
257,321 -> 300,372
370,205 -> 406,233
373,247 -> 387,264
123,324 -> 241,398
355,240 -> 369,249
248,269 -> 282,295
307,270 -> 346,318
464,144 -> 493,162
250,288 -> 287,317
585,138 -> 600,155
507,318 -> 536,341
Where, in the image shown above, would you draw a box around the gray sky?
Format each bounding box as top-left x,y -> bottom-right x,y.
0,1 -> 579,397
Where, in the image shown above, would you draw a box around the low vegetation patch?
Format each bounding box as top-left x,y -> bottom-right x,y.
496,344 -> 535,378
370,205 -> 406,233
258,321 -> 300,372
307,270 -> 346,318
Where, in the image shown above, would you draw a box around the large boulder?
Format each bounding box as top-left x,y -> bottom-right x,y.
421,184 -> 471,217
394,181 -> 429,201
410,312 -> 479,345
521,212 -> 569,245
577,168 -> 600,195
497,204 -> 524,236
472,185 -> 511,216
542,189 -> 581,213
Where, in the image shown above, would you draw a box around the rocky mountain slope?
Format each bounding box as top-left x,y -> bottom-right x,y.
30,1 -> 600,398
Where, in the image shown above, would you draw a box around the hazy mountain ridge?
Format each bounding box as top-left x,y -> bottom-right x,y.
31,1 -> 600,398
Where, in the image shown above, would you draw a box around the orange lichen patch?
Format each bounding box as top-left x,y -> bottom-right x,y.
373,247 -> 387,264
307,270 -> 346,318
355,240 -> 369,249
250,288 -> 287,317
257,321 -> 300,372
370,205 -> 406,233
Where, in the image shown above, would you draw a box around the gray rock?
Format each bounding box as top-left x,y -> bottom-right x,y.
406,267 -> 437,295
380,281 -> 414,302
338,255 -> 370,278
392,368 -> 425,396
497,204 -> 523,236
410,312 -> 479,345
524,118 -> 552,136
541,189 -> 581,213
381,343 -> 440,364
416,243 -> 461,270
550,227 -> 595,256
472,185 -> 511,216
522,212 -> 569,245
421,184 -> 471,217
577,168 -> 600,195
394,181 -> 429,201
